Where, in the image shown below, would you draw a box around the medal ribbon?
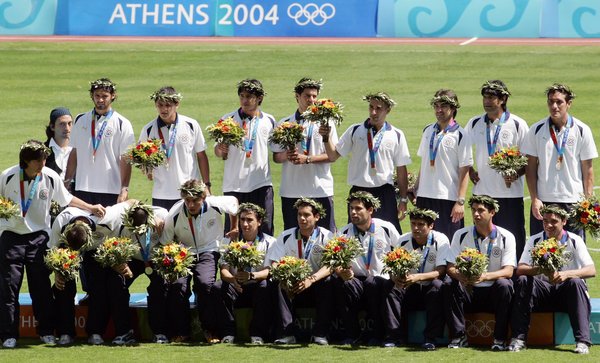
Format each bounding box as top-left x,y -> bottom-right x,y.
136,230 -> 152,264
418,232 -> 434,273
472,225 -> 497,260
541,230 -> 569,245
429,120 -> 459,166
242,116 -> 259,159
157,116 -> 178,160
548,115 -> 572,165
296,227 -> 319,259
486,112 -> 510,156
19,169 -> 41,217
91,109 -> 113,158
300,121 -> 314,155
367,121 -> 388,170
354,222 -> 375,270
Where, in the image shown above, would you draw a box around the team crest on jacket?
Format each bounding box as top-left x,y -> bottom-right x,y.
492,246 -> 502,258
93,231 -> 104,240
104,127 -> 114,137
38,189 -> 49,200
563,250 -> 574,263
376,240 -> 384,249
311,245 -> 323,256
427,252 -> 436,263
567,136 -> 576,147
207,218 -> 216,228
443,138 -> 455,148
383,140 -> 394,150
179,134 -> 190,144
261,127 -> 269,137
500,130 -> 512,141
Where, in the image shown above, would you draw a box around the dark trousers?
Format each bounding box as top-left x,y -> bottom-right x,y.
147,270 -> 191,338
444,278 -> 513,341
333,275 -> 387,341
349,184 -> 401,234
53,279 -> 77,336
73,190 -> 119,207
383,278 -> 445,342
485,197 -> 527,259
281,196 -> 336,233
274,276 -> 335,338
152,198 -> 179,211
0,231 -> 54,339
212,278 -> 273,339
510,275 -> 591,344
225,186 -> 274,235
530,201 -> 585,240
416,197 -> 463,241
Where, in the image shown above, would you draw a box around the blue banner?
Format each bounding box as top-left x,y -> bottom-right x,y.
63,0 -> 377,37
0,0 -> 57,35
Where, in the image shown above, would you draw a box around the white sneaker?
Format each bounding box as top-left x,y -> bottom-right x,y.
40,335 -> 56,345
221,335 -> 235,344
274,336 -> 296,344
250,336 -> 264,345
58,334 -> 74,345
88,334 -> 104,345
112,330 -> 136,345
575,342 -> 590,354
2,338 -> 17,349
507,338 -> 526,352
153,334 -> 169,344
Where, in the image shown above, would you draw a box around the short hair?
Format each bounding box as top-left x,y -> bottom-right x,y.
122,201 -> 156,234
407,207 -> 439,225
346,191 -> 381,211
237,79 -> 265,98
468,195 -> 500,213
294,77 -> 322,95
481,80 -> 510,110
237,202 -> 266,221
179,179 -> 207,199
89,78 -> 117,95
150,86 -> 183,104
62,220 -> 93,250
545,83 -> 576,102
293,197 -> 326,218
19,140 -> 51,169
362,92 -> 397,109
540,204 -> 569,220
430,89 -> 460,117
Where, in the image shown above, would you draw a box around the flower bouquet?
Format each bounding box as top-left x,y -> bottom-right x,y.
222,240 -> 264,271
44,247 -> 82,281
270,256 -> 312,296
455,248 -> 488,291
206,116 -> 245,153
123,139 -> 167,176
301,98 -> 344,127
94,237 -> 140,278
382,247 -> 422,278
269,121 -> 305,151
151,243 -> 195,282
0,196 -> 20,219
530,237 -> 567,275
488,146 -> 528,187
320,235 -> 363,270
569,196 -> 600,238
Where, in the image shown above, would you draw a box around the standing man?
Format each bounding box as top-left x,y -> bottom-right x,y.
508,205 -> 595,354
139,86 -> 211,210
44,107 -> 73,179
382,207 -> 449,349
274,78 -> 338,232
522,83 -> 597,237
335,191 -> 401,346
214,79 -> 275,235
465,80 -> 530,257
445,195 -> 516,351
0,140 -> 104,349
320,92 -> 411,234
415,89 -> 472,240
266,198 -> 334,345
161,179 -> 238,343
65,78 -> 135,206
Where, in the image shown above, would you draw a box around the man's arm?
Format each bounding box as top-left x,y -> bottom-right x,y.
450,165 -> 470,223
318,125 -> 341,162
196,151 -> 211,194
581,159 -> 594,197
63,149 -> 77,190
117,158 -> 131,203
525,155 -> 542,220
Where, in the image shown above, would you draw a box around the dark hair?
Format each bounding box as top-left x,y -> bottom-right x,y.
19,140 -> 50,169
237,79 -> 265,105
65,222 -> 90,250
481,80 -> 510,111
45,107 -> 72,143
431,89 -> 460,118
546,83 -> 576,103
89,78 -> 117,101
294,77 -> 322,95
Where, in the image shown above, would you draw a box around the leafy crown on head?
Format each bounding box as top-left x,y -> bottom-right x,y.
362,92 -> 397,109
237,202 -> 266,221
540,204 -> 569,219
468,195 -> 500,213
347,191 -> 381,211
293,197 -> 326,218
89,78 -> 116,93
294,77 -> 323,94
407,207 -> 439,223
545,83 -> 576,101
122,201 -> 156,234
481,80 -> 511,97
237,79 -> 266,97
150,86 -> 183,104
179,179 -> 207,198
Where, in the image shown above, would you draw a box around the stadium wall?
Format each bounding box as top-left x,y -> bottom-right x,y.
1,1 -> 599,38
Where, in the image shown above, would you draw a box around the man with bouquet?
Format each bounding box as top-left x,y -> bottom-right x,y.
335,191 -> 401,346
274,78 -> 338,232
0,140 -> 104,349
445,195 -> 516,350
382,208 -> 450,349
214,79 -> 276,235
320,92 -> 410,234
508,205 -> 595,354
161,179 -> 238,343
49,200 -> 136,345
64,78 -> 135,206
139,86 -> 211,210
465,80 -> 530,257
522,83 -> 597,237
265,198 -> 334,345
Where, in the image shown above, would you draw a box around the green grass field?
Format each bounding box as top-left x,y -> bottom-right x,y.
1,39 -> 600,360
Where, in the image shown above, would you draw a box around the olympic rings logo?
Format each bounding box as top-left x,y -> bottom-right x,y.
466,319 -> 495,338
287,3 -> 336,26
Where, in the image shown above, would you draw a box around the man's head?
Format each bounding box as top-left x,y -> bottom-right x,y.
238,79 -> 265,113
237,203 -> 265,238
430,89 -> 460,122
546,83 -> 575,123
180,179 -> 207,216
540,204 -> 569,238
19,139 -> 51,170
294,78 -> 322,113
46,107 -> 72,142
294,197 -> 324,232
469,195 -> 499,225
363,92 -> 396,126
407,208 -> 438,242
89,78 -> 117,113
123,201 -> 156,235
151,86 -> 182,123
347,191 -> 380,227
62,219 -> 93,250
481,80 -> 511,113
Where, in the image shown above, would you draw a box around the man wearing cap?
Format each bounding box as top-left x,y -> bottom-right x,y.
445,195 -> 516,351
214,79 -> 276,235
508,205 -> 595,354
320,92 -> 410,234
0,140 -> 104,349
44,107 -> 73,180
465,80 -> 530,258
335,191 -> 401,346
64,78 -> 135,206
415,89 -> 472,240
274,78 -> 338,232
161,179 -> 239,343
139,86 -> 211,210
522,83 -> 597,237
382,207 -> 449,350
